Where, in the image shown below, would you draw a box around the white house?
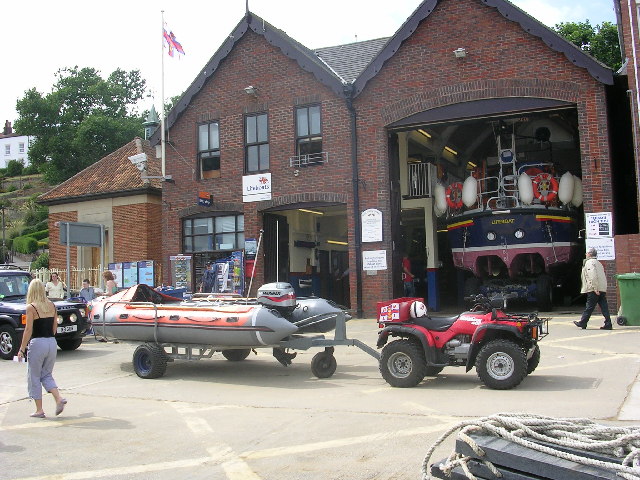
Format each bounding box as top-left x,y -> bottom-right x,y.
0,120 -> 31,169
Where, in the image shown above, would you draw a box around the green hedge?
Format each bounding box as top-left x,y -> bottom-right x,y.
26,229 -> 49,241
12,235 -> 39,254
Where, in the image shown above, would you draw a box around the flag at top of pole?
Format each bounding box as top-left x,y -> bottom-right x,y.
163,27 -> 186,58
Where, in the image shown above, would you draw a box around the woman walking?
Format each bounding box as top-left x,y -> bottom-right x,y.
17,278 -> 67,418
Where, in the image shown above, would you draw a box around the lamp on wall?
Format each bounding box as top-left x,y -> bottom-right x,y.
453,47 -> 467,58
244,85 -> 258,97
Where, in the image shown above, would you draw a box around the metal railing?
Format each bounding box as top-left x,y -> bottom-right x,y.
289,151 -> 328,167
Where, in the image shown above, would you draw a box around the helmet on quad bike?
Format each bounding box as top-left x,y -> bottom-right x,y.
409,301 -> 427,318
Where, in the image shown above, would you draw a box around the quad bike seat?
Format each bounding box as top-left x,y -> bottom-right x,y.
410,314 -> 459,331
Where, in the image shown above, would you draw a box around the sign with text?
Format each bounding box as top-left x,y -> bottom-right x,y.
137,261 -> 155,286
585,237 -> 616,261
361,208 -> 383,242
198,191 -> 212,207
121,262 -> 138,288
242,173 -> 272,202
586,212 -> 613,238
58,222 -> 103,247
362,250 -> 387,271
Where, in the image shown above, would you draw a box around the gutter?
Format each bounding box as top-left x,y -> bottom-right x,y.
344,85 -> 364,318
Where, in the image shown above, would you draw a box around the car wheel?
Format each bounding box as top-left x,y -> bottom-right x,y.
380,339 -> 427,388
57,338 -> 83,351
311,352 -> 337,378
476,339 -> 527,390
222,349 -> 251,361
133,343 -> 168,379
0,324 -> 18,360
526,345 -> 541,375
536,275 -> 553,311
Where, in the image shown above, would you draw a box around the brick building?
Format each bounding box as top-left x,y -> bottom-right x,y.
39,138 -> 163,285
155,0 -> 617,316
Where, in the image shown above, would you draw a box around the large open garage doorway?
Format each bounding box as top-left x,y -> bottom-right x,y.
390,100 -> 586,310
263,204 -> 350,308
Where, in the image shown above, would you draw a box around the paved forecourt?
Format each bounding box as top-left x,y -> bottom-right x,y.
1,312 -> 639,480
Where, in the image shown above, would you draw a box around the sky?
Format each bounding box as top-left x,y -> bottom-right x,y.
2,0 -> 617,127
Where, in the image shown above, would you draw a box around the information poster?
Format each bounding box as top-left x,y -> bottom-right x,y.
121,262 -> 138,288
586,212 -> 613,238
170,255 -> 192,291
108,263 -> 123,290
137,261 -> 155,286
585,238 -> 616,260
361,209 -> 383,242
362,250 -> 387,271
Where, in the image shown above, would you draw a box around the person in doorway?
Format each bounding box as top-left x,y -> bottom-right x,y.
574,248 -> 613,330
45,272 -> 66,300
402,253 -> 416,297
201,262 -> 216,293
102,270 -> 118,296
79,279 -> 96,303
17,279 -> 67,418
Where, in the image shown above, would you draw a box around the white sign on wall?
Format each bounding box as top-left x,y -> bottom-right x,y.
242,173 -> 272,202
361,208 -> 383,242
586,212 -> 613,238
585,238 -> 616,261
363,250 -> 387,271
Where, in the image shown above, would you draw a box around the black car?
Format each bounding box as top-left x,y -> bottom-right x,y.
0,269 -> 89,360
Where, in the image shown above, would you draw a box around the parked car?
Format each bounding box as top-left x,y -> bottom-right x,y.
0,269 -> 89,360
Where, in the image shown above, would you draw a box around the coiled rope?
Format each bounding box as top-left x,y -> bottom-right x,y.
422,412 -> 640,480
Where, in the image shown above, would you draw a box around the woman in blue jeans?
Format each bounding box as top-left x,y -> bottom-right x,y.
17,278 -> 67,418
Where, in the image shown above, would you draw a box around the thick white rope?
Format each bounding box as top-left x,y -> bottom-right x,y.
422,413 -> 640,480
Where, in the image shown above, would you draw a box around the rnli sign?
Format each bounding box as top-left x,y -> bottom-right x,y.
242,173 -> 272,202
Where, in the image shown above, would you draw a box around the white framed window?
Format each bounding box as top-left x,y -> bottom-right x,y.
19,143 -> 25,153
4,145 -> 9,155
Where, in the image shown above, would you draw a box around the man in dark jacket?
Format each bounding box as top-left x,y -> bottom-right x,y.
201,262 -> 216,293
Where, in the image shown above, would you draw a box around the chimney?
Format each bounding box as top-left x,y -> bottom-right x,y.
3,121 -> 12,135
134,137 -> 143,154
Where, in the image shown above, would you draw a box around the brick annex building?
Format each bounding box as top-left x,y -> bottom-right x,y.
154,0 -> 624,317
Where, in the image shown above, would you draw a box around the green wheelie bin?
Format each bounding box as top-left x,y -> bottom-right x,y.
615,273 -> 640,326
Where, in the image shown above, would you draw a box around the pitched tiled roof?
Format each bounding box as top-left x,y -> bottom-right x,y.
38,138 -> 162,205
315,38 -> 389,84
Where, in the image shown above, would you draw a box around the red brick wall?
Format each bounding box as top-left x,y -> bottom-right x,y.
351,0 -> 613,314
48,211 -> 78,283
161,0 -> 614,316
113,202 -> 163,263
162,30 -> 353,285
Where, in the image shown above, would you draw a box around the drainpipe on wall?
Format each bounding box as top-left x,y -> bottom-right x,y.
345,85 -> 364,318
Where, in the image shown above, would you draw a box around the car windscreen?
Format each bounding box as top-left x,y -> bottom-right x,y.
0,274 -> 31,298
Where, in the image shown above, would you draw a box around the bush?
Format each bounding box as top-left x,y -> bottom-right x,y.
7,185 -> 16,192
37,239 -> 49,249
31,252 -> 49,269
12,235 -> 38,254
6,159 -> 24,177
21,225 -> 37,236
23,164 -> 39,175
27,229 -> 49,241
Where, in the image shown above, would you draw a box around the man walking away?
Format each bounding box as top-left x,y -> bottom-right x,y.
574,248 -> 613,330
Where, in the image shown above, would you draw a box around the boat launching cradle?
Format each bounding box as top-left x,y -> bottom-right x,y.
90,283 -> 379,379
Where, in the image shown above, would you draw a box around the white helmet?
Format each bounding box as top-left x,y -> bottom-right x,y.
409,300 -> 427,318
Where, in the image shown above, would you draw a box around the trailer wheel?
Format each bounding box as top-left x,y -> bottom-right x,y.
476,339 -> 527,390
133,343 -> 168,379
380,339 -> 427,388
526,345 -> 541,375
222,349 -> 251,361
311,352 -> 337,378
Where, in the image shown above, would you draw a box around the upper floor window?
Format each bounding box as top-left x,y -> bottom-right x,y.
296,105 -> 322,156
18,143 -> 25,154
4,145 -> 9,155
198,122 -> 220,179
245,113 -> 269,172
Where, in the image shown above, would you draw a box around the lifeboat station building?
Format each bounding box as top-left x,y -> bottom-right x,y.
154,0 -> 624,317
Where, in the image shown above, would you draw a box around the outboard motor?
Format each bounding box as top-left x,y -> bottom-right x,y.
257,282 -> 297,317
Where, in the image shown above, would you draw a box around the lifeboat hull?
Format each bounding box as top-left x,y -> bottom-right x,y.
90,284 -> 298,346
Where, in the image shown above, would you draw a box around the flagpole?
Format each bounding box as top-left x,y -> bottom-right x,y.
160,10 -> 166,179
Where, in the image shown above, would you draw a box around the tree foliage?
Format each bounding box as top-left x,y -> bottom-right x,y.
554,21 -> 622,71
14,67 -> 148,184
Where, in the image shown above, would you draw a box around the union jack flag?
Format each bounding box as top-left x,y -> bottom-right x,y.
163,27 -> 185,57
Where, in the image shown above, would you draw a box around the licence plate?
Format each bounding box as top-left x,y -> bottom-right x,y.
57,325 -> 77,333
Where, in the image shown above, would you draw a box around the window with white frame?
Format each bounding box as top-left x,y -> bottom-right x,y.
4,145 -> 9,155
198,121 -> 220,179
245,113 -> 269,172
19,143 -> 24,153
182,215 -> 244,253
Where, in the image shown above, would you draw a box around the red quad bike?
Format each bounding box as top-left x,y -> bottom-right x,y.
376,295 -> 549,390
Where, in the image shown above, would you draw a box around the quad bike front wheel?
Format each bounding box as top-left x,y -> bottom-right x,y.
526,345 -> 541,375
380,339 -> 427,388
476,339 -> 527,390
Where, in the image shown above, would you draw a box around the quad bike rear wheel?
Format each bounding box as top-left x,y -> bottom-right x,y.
380,339 -> 427,388
476,339 -> 527,390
